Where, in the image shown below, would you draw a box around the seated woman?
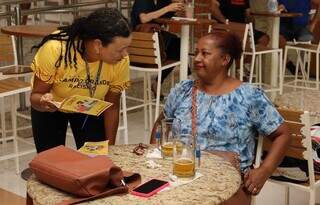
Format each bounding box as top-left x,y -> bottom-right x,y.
151,31 -> 290,204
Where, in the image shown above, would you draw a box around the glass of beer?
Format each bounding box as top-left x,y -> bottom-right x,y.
173,134 -> 195,178
161,118 -> 180,159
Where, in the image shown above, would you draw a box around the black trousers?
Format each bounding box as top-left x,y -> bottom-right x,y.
31,108 -> 105,153
161,31 -> 191,83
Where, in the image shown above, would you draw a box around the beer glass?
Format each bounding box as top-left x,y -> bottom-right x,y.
161,118 -> 180,159
173,134 -> 195,178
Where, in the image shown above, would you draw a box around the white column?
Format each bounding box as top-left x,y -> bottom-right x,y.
179,24 -> 190,81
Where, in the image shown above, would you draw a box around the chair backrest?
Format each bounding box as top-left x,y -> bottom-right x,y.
128,32 -> 162,68
255,108 -> 315,185
0,33 -> 17,65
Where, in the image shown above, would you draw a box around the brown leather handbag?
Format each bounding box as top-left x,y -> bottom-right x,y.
29,145 -> 141,205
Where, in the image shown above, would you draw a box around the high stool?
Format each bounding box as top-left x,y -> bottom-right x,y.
0,78 -> 35,174
127,32 -> 181,136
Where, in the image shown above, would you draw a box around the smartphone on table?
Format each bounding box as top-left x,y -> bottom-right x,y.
131,179 -> 169,198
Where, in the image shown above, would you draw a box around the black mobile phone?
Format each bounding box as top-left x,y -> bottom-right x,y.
131,179 -> 169,198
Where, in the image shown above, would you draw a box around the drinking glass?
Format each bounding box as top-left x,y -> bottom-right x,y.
173,134 -> 195,178
161,118 -> 180,159
185,3 -> 194,18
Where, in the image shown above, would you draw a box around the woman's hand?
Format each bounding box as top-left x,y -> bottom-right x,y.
278,4 -> 287,12
166,3 -> 185,13
243,166 -> 271,195
39,93 -> 58,112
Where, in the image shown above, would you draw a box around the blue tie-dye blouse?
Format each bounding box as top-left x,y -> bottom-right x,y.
164,80 -> 284,171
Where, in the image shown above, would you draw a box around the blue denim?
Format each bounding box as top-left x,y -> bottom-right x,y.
281,24 -> 314,42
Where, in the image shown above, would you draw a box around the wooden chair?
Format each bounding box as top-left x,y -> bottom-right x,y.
128,32 -> 181,136
254,108 -> 320,205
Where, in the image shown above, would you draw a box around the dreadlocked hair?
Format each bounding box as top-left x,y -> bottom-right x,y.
32,8 -> 131,68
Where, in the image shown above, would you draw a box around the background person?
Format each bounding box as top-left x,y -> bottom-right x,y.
30,8 -> 131,152
131,0 -> 191,98
151,31 -> 290,204
278,0 -> 320,73
210,0 -> 270,46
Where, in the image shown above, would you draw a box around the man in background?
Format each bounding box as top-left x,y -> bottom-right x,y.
210,0 -> 270,46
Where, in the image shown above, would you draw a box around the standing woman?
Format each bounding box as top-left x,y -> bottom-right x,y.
30,8 -> 132,153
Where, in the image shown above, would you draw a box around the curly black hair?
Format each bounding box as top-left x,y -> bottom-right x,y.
32,8 -> 131,68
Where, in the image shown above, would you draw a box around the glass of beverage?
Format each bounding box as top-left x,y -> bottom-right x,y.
173,134 -> 195,178
185,3 -> 194,18
161,118 -> 180,159
172,0 -> 185,17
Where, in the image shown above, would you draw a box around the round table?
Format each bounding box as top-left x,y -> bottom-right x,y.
1,25 -> 57,38
27,145 -> 241,205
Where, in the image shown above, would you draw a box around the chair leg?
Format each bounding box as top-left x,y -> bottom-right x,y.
250,195 -> 256,205
0,97 -> 5,145
239,55 -> 244,81
249,54 -> 256,83
283,47 -> 289,87
306,52 -> 311,81
155,70 -> 162,123
171,68 -> 175,88
258,54 -> 262,87
310,189 -> 316,205
147,73 -> 153,131
121,91 -> 128,144
143,73 -> 148,131
316,52 -> 319,90
279,50 -> 283,95
11,95 -> 19,174
284,186 -> 290,205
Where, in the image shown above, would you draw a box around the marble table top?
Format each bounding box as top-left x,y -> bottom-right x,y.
275,90 -> 320,116
275,90 -> 320,123
27,145 -> 241,205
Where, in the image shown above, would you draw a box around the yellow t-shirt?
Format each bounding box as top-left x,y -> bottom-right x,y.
31,40 -> 130,102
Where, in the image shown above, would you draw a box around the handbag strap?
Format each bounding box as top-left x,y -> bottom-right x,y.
57,172 -> 141,205
191,80 -> 198,147
58,186 -> 127,205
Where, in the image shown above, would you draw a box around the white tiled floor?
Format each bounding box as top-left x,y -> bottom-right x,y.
0,109 -> 320,204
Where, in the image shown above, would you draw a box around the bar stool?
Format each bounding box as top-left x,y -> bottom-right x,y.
0,78 -> 35,174
282,41 -> 320,90
128,32 -> 181,135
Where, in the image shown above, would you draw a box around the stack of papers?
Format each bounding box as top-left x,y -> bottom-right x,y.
78,140 -> 109,156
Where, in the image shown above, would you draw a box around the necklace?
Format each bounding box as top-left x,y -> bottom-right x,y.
84,59 -> 103,97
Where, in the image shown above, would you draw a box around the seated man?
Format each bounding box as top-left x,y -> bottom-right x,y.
278,0 -> 318,42
278,0 -> 319,73
211,0 -> 270,46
